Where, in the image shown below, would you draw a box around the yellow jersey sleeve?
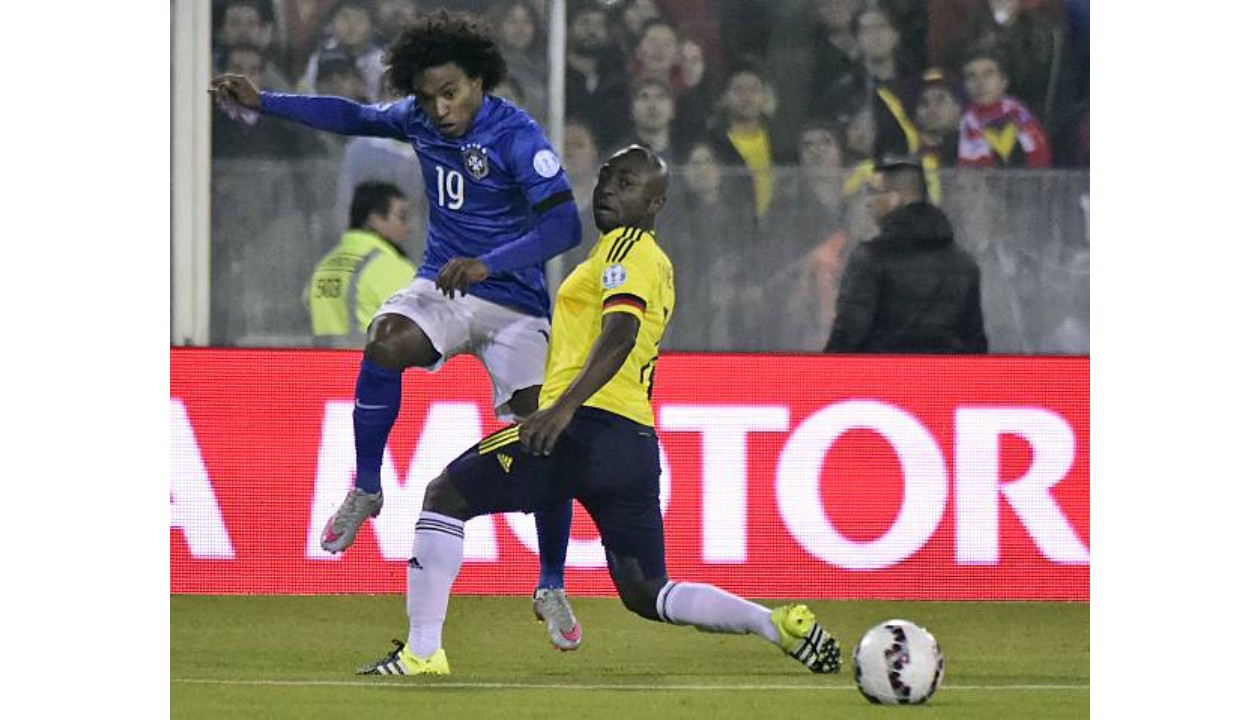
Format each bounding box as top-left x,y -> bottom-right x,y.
598,227 -> 657,322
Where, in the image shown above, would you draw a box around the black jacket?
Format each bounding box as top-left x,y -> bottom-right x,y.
824,202 -> 987,354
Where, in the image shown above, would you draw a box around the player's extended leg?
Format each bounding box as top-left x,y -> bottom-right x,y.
531,498 -> 580,649
322,314 -> 441,553
506,386 -> 582,651
357,471 -> 468,676
585,416 -> 842,674
603,550 -> 841,674
360,430 -> 562,675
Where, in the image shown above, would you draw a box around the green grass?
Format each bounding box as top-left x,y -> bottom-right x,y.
171,596 -> 1088,719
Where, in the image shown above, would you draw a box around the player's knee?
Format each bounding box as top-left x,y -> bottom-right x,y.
422,473 -> 473,520
365,315 -> 437,370
611,571 -> 667,622
364,333 -> 408,371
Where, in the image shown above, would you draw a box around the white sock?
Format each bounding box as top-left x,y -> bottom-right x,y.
655,581 -> 778,644
406,511 -> 465,658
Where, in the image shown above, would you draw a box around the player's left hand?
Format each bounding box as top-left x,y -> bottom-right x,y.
436,258 -> 490,298
519,403 -> 576,456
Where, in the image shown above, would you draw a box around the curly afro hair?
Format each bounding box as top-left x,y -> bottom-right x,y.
384,10 -> 507,96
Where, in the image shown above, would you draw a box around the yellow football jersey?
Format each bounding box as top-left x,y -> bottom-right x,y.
539,226 -> 675,427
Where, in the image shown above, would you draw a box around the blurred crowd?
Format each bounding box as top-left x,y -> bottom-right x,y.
209,0 -> 1090,353
212,0 -> 1088,168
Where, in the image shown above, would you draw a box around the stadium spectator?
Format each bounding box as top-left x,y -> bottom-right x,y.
708,58 -> 788,220
306,181 -> 418,345
210,9 -> 586,651
824,157 -> 987,354
551,117 -> 604,281
211,45 -> 323,159
565,0 -> 631,149
810,0 -> 862,101
877,0 -> 930,77
659,139 -> 757,350
832,4 -> 924,161
278,0 -> 340,81
627,19 -> 684,93
314,49 -> 370,102
213,0 -> 291,90
837,103 -> 876,197
490,74 -> 526,108
488,0 -> 549,121
930,0 -> 1067,125
915,68 -> 963,167
765,121 -> 854,350
373,0 -> 426,45
612,0 -> 665,52
562,118 -> 601,238
613,76 -> 681,167
672,36 -> 716,148
357,146 -> 843,678
658,0 -> 726,80
1051,0 -> 1089,166
299,0 -> 387,101
214,0 -> 275,48
957,48 -> 1052,168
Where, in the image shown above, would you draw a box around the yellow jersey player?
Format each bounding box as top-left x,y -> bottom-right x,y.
357,146 -> 842,677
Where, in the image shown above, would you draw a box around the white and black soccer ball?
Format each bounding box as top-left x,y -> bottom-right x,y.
852,619 -> 945,705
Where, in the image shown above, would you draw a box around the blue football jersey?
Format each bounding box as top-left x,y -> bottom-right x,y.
262,92 -> 573,317
383,95 -> 571,317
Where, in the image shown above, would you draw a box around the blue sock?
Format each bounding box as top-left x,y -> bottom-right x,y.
534,498 -> 573,589
352,357 -> 402,495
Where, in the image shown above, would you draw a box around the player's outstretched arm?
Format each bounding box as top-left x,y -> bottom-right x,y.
519,313 -> 639,456
209,73 -> 409,139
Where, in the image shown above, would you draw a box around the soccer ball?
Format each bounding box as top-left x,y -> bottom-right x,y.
852,619 -> 945,705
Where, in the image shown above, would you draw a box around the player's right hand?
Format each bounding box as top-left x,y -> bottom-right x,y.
436,258 -> 491,298
519,402 -> 576,456
208,74 -> 262,111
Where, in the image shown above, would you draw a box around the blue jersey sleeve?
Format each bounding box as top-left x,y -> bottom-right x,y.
503,121 -> 573,208
478,200 -> 581,275
260,93 -> 412,141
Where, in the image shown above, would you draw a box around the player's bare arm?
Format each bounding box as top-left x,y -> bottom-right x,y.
519,312 -> 640,456
208,73 -> 262,110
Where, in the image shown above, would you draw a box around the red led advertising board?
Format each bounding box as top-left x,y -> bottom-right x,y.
171,349 -> 1088,600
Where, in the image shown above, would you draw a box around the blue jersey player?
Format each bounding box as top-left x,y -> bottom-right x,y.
210,10 -> 583,650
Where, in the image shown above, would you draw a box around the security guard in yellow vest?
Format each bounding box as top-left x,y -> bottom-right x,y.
307,181 -> 417,345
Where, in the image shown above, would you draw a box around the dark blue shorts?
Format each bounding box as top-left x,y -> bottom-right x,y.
446,406 -> 666,579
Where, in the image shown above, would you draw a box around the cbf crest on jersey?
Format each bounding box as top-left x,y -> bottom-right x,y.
461,143 -> 490,180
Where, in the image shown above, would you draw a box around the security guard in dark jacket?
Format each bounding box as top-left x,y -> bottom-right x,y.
824,157 -> 987,353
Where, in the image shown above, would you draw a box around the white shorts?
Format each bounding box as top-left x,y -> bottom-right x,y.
374,279 -> 550,420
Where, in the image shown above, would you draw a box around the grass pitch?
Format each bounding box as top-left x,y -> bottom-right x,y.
171,595 -> 1088,719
